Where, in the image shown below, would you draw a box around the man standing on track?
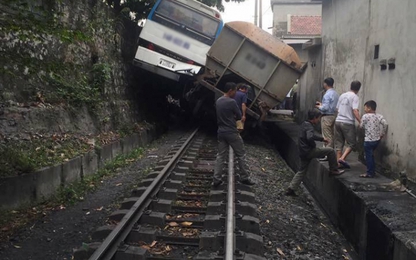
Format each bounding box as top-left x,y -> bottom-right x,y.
213,82 -> 255,187
315,77 -> 339,152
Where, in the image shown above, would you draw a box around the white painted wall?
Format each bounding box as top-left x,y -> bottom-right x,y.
321,0 -> 416,180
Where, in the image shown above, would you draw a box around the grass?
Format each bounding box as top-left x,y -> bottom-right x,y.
0,128 -> 137,178
0,146 -> 147,242
0,135 -> 91,178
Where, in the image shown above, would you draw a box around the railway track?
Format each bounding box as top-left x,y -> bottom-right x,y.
74,128 -> 265,260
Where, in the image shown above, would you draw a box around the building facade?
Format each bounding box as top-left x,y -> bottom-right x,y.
308,0 -> 416,182
270,0 -> 322,62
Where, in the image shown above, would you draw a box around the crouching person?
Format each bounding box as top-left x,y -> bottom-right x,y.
285,109 -> 344,196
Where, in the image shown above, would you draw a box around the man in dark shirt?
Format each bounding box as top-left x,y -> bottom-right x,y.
213,82 -> 255,187
285,109 -> 344,196
233,83 -> 249,131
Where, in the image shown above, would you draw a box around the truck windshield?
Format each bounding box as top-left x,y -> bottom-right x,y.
154,0 -> 219,44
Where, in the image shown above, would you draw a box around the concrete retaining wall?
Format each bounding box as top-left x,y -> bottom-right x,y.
268,120 -> 416,260
0,126 -> 157,210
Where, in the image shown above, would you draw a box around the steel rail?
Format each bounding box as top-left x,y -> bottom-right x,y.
225,147 -> 235,260
89,128 -> 199,260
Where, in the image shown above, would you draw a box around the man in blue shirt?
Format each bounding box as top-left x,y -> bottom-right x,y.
233,83 -> 249,131
315,77 -> 339,149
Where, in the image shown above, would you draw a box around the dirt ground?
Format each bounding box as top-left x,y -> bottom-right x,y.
0,128 -> 354,260
245,137 -> 354,260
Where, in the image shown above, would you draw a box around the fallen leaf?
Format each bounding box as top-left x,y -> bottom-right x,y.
182,232 -> 193,237
261,167 -> 266,172
13,245 -> 21,249
265,220 -> 270,224
168,222 -> 179,227
276,248 -> 285,256
86,211 -> 90,215
297,245 -> 302,251
150,241 -> 157,247
181,221 -> 193,227
95,206 -> 104,211
320,223 -> 327,228
116,183 -> 122,186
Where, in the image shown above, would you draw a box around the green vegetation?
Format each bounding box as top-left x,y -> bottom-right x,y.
0,146 -> 148,242
44,62 -> 111,109
0,135 -> 91,178
55,147 -> 145,205
106,0 -> 245,17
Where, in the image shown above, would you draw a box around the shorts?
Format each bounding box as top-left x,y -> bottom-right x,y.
334,122 -> 357,151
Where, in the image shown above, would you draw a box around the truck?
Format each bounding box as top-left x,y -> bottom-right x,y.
184,21 -> 304,120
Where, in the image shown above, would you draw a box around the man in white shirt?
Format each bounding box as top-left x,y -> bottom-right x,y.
334,81 -> 362,168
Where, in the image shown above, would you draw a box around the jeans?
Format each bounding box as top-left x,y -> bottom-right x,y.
364,140 -> 380,176
213,132 -> 250,182
289,147 -> 338,190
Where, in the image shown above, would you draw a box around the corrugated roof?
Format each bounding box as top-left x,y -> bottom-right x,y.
290,16 -> 322,35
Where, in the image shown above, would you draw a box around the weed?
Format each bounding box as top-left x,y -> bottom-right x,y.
0,136 -> 90,178
54,147 -> 145,205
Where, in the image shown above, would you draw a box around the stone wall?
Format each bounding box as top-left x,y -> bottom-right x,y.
0,0 -> 143,141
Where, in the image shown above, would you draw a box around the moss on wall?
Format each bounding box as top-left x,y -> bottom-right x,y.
0,0 -> 146,177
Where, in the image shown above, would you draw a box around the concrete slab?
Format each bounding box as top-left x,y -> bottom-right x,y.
111,141 -> 122,159
35,164 -> 62,200
272,119 -> 416,260
61,156 -> 82,186
139,130 -> 148,145
121,134 -> 140,154
393,231 -> 416,260
97,144 -> 112,167
0,174 -> 36,209
81,150 -> 98,177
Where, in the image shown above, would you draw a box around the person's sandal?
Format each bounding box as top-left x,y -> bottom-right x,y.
360,174 -> 374,178
329,169 -> 345,175
338,160 -> 351,169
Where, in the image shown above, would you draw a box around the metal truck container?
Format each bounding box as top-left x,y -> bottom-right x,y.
202,21 -> 303,118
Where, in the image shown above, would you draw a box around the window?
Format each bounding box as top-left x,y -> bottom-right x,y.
155,0 -> 219,39
374,45 -> 380,59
